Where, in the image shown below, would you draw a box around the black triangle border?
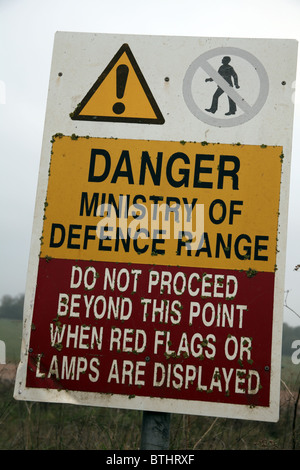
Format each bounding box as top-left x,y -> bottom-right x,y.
70,43 -> 165,124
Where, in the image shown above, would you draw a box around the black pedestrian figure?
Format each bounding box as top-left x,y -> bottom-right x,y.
205,56 -> 240,115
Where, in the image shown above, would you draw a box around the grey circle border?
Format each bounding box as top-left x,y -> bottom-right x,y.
183,46 -> 269,127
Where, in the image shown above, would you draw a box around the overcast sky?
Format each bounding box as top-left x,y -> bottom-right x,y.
0,0 -> 300,327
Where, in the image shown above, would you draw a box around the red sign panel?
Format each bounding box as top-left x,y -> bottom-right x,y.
27,258 -> 274,407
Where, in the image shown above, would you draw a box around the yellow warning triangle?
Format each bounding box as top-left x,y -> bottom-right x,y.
71,43 -> 164,124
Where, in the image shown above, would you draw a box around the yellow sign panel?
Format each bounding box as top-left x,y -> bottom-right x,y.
71,43 -> 164,124
41,135 -> 282,273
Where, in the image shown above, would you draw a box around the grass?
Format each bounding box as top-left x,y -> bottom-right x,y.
0,319 -> 299,450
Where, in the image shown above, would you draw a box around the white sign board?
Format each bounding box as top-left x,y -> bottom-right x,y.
14,32 -> 297,422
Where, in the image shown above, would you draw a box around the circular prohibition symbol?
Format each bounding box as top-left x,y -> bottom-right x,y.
183,46 -> 269,127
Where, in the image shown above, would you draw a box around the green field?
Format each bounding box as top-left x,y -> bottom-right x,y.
0,319 -> 299,450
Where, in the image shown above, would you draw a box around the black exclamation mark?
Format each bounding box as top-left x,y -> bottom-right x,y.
112,64 -> 129,115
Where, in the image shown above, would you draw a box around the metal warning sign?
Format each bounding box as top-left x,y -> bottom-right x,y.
183,46 -> 270,127
14,32 -> 297,423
